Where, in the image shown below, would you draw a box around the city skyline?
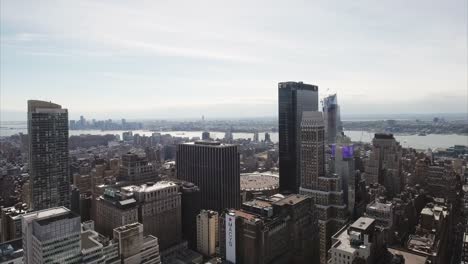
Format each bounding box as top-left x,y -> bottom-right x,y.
1,0 -> 467,121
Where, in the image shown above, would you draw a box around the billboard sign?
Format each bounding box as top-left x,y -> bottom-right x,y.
226,213 -> 236,263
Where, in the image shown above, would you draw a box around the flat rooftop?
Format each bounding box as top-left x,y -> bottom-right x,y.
273,194 -> 308,206
232,210 -> 259,222
182,141 -> 235,147
122,181 -> 177,193
23,207 -> 77,225
240,173 -> 279,191
331,225 -> 363,254
367,200 -> 393,212
350,217 -> 375,231
243,199 -> 273,209
387,248 -> 427,264
81,230 -> 101,250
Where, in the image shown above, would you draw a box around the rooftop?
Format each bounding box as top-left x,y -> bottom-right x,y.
122,181 -> 177,193
81,230 -> 102,251
387,248 -> 427,264
23,207 -> 77,225
240,173 -> 279,191
331,225 -> 363,254
350,217 -> 375,231
0,239 -> 23,262
183,141 -> 235,147
231,210 -> 259,222
374,133 -> 395,140
273,194 -> 308,206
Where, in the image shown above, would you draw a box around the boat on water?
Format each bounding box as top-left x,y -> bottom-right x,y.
418,132 -> 427,136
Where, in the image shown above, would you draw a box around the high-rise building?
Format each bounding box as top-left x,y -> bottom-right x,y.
27,100 -> 70,210
176,141 -> 240,211
95,188 -> 139,238
196,210 -> 219,256
81,228 -> 120,264
363,133 -> 402,198
178,182 -> 202,250
329,217 -> 386,264
119,152 -> 160,184
322,94 -> 342,144
1,205 -> 28,242
298,112 -> 348,264
113,222 -> 161,264
121,181 -> 182,250
331,144 -> 356,216
202,131 -> 211,141
219,194 -> 315,264
278,81 -> 319,193
22,207 -> 81,264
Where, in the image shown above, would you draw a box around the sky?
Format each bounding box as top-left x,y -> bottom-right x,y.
1,0 -> 467,120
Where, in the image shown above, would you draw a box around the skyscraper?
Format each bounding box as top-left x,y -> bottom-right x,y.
176,141 -> 240,211
27,100 -> 70,210
363,133 -> 402,198
278,81 -> 319,193
121,181 -> 182,250
22,207 -> 81,264
196,210 -> 218,256
298,112 -> 348,264
322,94 -> 342,144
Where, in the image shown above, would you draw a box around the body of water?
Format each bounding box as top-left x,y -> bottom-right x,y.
1,123 -> 466,150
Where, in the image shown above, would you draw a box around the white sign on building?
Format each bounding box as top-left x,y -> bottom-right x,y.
225,213 -> 236,263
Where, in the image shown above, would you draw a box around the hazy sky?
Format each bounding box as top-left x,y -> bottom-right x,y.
1,0 -> 467,120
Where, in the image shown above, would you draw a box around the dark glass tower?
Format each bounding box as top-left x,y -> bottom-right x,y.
176,141 -> 240,211
28,100 -> 70,210
278,82 -> 319,193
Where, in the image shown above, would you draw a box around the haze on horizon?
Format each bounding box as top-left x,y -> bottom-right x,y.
1,0 -> 467,121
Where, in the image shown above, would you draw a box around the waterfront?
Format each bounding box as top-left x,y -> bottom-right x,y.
1,122 -> 466,150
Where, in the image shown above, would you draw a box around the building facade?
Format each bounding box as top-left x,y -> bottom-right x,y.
363,133 -> 402,198
22,207 -> 81,264
113,223 -> 161,264
196,210 -> 219,256
219,194 -> 315,264
322,94 -> 342,144
1,205 -> 28,243
121,181 -> 182,250
298,111 -> 348,264
28,100 -> 70,210
119,152 -> 160,184
278,81 -> 319,193
95,188 -> 139,238
176,141 -> 240,211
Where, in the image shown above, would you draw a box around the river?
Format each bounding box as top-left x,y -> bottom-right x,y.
1,123 -> 466,150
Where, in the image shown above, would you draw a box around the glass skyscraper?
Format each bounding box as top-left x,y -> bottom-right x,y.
278,81 -> 318,193
28,100 -> 70,210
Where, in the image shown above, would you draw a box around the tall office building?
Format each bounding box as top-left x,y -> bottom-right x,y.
121,181 -> 182,250
119,152 -> 160,184
176,141 -> 240,211
95,188 -> 139,238
28,100 -> 70,210
298,112 -> 348,264
196,210 -> 218,256
363,133 -> 402,197
178,182 -> 202,250
22,207 -> 81,264
278,81 -> 319,193
1,205 -> 28,242
322,94 -> 342,144
219,194 -> 315,264
331,144 -> 356,216
113,223 -> 161,264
